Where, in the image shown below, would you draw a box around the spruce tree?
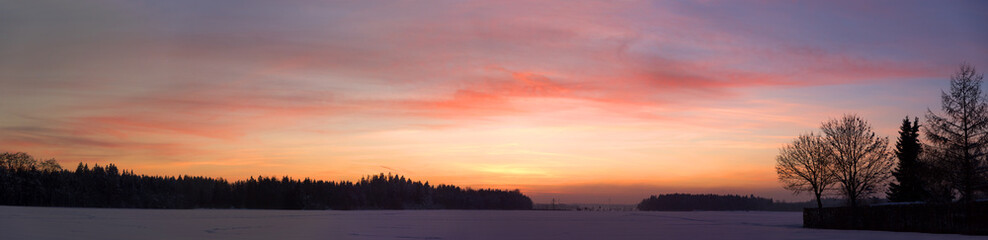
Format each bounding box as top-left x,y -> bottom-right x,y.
887,117 -> 927,202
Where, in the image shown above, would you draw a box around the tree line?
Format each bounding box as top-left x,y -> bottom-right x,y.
0,152 -> 533,210
776,64 -> 988,208
636,193 -> 826,211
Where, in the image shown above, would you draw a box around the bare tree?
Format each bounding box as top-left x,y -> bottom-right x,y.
38,158 -> 62,172
776,133 -> 836,209
918,144 -> 960,203
925,63 -> 988,202
0,152 -> 37,171
821,114 -> 894,207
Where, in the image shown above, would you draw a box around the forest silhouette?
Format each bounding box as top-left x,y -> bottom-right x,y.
636,193 -> 837,211
0,152 -> 532,210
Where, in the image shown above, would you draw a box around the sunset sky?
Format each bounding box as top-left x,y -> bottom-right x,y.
1,1 -> 987,203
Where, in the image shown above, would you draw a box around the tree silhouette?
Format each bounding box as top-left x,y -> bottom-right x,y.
887,117 -> 928,202
38,158 -> 61,172
776,133 -> 836,209
0,152 -> 533,210
821,114 -> 894,207
637,193 -> 794,211
1,152 -> 36,171
925,63 -> 988,203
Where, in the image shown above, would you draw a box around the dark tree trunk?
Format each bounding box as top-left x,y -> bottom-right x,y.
815,192 -> 823,209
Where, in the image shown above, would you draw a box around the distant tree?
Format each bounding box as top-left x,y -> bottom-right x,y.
638,193 -> 776,211
925,64 -> 988,202
38,158 -> 61,172
0,151 -> 533,210
887,117 -> 928,202
1,152 -> 37,171
821,114 -> 895,207
776,133 -> 836,209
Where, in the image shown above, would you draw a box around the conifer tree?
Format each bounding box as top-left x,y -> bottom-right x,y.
887,117 -> 927,202
925,64 -> 988,202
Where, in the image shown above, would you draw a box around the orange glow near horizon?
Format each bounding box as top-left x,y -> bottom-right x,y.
2,1 -> 987,204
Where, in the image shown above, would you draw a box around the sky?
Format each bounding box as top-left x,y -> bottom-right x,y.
1,0 -> 987,204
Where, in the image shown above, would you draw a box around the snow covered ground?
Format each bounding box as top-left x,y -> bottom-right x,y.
0,206 -> 979,240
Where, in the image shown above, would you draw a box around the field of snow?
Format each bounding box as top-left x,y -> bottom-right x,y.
0,206 -> 979,240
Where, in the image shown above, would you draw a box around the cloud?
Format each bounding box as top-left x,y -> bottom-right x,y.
1,0 -> 986,192
0,125 -> 202,161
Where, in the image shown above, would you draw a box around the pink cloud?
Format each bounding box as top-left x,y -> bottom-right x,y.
0,126 -> 203,161
2,0 -> 984,191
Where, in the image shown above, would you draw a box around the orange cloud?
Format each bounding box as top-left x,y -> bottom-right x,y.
2,0 -> 982,201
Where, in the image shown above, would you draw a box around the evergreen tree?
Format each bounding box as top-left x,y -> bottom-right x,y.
888,117 -> 927,202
